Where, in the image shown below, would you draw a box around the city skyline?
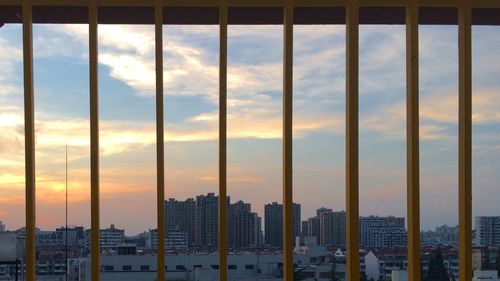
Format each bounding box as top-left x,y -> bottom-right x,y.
0,192 -> 494,237
0,24 -> 499,234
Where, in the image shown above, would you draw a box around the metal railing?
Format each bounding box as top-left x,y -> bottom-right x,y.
1,0 -> 498,280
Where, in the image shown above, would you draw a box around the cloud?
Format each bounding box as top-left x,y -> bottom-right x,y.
0,36 -> 22,97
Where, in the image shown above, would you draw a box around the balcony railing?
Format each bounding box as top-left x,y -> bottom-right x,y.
1,0 -> 499,281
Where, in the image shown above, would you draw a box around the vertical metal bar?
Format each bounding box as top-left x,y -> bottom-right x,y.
22,0 -> 35,279
155,0 -> 166,280
406,1 -> 421,281
218,2 -> 228,281
89,0 -> 100,280
346,1 -> 360,281
458,0 -> 472,280
283,1 -> 294,280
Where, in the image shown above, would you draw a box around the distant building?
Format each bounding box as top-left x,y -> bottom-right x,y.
36,230 -> 60,246
165,198 -> 196,247
56,226 -> 86,247
264,202 -> 301,247
147,228 -> 188,250
86,224 -> 125,252
360,216 -> 406,248
318,209 -> 345,247
475,216 -> 500,246
472,246 -> 499,270
228,200 -> 262,249
473,270 -> 500,281
421,224 -> 458,246
87,243 -> 336,281
0,221 -> 5,232
194,193 -> 220,248
124,232 -> 147,248
303,217 -> 320,244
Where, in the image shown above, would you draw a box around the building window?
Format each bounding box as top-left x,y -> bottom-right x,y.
228,264 -> 237,270
122,265 -> 132,271
103,266 -> 114,271
210,265 -> 219,270
245,264 -> 254,270
140,265 -> 150,271
193,265 -> 202,269
175,265 -> 187,271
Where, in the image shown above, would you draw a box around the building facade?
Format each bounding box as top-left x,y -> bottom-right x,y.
264,202 -> 301,247
165,198 -> 196,247
360,216 -> 406,248
475,216 -> 500,246
228,200 -> 262,249
194,193 -> 219,248
86,224 -> 125,252
147,228 -> 188,250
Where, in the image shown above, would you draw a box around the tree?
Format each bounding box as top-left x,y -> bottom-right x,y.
425,247 -> 450,281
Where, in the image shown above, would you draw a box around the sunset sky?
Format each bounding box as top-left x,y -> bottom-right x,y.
0,23 -> 498,235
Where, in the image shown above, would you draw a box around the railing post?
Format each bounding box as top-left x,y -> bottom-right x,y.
155,0 -> 166,280
406,0 -> 421,280
218,1 -> 228,281
89,0 -> 100,280
458,0 -> 472,280
283,0 -> 294,280
22,0 -> 36,279
346,0 -> 360,280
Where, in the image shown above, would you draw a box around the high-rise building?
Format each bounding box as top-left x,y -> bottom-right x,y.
474,216 -> 500,246
228,200 -> 262,249
165,198 -> 195,247
194,193 -> 219,248
0,221 -> 5,232
318,209 -> 346,247
306,216 -> 320,243
359,216 -> 406,248
302,209 -> 346,247
317,208 -> 332,245
264,202 -> 301,247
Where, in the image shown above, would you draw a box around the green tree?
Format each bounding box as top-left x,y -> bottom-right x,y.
425,247 -> 450,281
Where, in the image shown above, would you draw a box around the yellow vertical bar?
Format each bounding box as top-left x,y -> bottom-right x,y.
283,1 -> 293,280
155,0 -> 165,280
218,2 -> 228,281
22,0 -> 35,280
406,1 -> 421,281
458,0 -> 472,280
346,1 -> 359,281
89,0 -> 100,280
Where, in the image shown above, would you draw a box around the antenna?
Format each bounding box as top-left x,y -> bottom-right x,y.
65,144 -> 68,281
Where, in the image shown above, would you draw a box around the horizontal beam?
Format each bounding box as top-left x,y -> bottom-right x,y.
1,0 -> 500,8
0,0 -> 500,8
1,6 -> 499,25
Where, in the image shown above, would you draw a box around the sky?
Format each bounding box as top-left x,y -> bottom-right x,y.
0,23 -> 498,235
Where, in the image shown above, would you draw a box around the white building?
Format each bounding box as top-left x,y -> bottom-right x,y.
475,216 -> 500,246
146,229 -> 188,250
473,270 -> 500,281
392,269 -> 408,281
84,244 -> 341,281
86,224 -> 125,252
